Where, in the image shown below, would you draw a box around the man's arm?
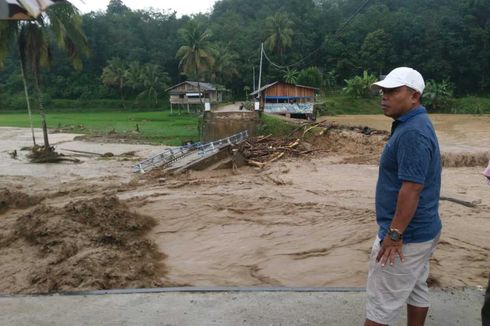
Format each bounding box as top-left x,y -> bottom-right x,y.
376,181 -> 424,267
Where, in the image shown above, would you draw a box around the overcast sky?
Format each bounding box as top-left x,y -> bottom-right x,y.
70,0 -> 217,16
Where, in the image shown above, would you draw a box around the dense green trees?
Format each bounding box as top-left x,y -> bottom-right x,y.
101,59 -> 170,107
1,0 -> 489,110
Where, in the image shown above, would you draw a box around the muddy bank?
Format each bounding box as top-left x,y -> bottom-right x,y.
0,195 -> 167,294
0,189 -> 43,213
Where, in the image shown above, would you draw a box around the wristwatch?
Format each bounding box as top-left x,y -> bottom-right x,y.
387,227 -> 403,241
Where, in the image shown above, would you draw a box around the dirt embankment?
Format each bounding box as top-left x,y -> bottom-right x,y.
0,195 -> 167,294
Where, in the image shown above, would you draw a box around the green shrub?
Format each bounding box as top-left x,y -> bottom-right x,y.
343,71 -> 377,98
422,80 -> 454,112
297,67 -> 322,88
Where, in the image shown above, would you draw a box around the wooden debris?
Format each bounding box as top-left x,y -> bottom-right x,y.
239,122 -> 388,167
440,196 -> 478,208
246,159 -> 266,168
268,152 -> 285,163
255,134 -> 273,143
239,136 -> 304,167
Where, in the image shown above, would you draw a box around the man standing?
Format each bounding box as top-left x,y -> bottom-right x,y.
365,67 -> 442,326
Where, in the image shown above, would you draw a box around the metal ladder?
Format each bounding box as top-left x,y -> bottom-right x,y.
132,130 -> 249,173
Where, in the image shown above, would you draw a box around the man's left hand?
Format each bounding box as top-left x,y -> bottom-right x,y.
376,236 -> 405,267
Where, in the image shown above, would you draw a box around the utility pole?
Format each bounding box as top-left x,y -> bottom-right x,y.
253,66 -> 256,92
258,43 -> 264,91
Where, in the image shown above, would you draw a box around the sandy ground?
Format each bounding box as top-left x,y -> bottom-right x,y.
214,103 -> 243,112
0,115 -> 489,294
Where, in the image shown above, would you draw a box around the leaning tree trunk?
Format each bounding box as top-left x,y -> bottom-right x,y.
16,30 -> 36,146
33,71 -> 50,150
19,56 -> 37,147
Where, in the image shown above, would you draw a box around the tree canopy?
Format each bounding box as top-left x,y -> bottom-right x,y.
1,0 -> 489,108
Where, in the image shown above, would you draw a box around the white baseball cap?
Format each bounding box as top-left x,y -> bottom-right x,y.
372,67 -> 425,94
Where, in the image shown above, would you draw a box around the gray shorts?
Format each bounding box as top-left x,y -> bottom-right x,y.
366,233 -> 440,325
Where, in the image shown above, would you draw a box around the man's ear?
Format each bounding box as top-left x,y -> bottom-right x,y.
411,91 -> 422,104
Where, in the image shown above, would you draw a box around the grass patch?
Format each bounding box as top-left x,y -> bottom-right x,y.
450,96 -> 490,114
0,97 -> 170,113
0,110 -> 200,146
317,94 -> 381,115
258,114 -> 297,137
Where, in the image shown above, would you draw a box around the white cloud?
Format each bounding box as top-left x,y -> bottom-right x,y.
70,0 -> 216,16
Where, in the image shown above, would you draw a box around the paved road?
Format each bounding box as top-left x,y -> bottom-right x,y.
0,287 -> 484,326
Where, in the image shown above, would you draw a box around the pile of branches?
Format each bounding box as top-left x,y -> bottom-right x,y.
239,135 -> 312,168
238,122 -> 388,168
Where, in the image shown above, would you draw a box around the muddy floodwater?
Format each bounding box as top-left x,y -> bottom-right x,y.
0,114 -> 489,294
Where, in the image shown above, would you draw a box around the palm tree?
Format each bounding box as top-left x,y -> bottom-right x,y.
176,21 -> 214,109
209,44 -> 238,85
264,12 -> 294,62
125,61 -> 143,102
0,21 -> 37,146
101,58 -> 128,108
283,68 -> 299,84
138,64 -> 170,106
0,2 -> 89,151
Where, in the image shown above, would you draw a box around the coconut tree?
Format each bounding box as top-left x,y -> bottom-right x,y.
101,58 -> 128,108
0,21 -> 37,146
283,68 -> 299,84
209,44 -> 239,85
176,21 -> 214,109
264,12 -> 294,62
125,61 -> 143,94
0,2 -> 89,151
138,64 -> 170,106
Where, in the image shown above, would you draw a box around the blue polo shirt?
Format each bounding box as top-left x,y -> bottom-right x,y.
375,106 -> 442,243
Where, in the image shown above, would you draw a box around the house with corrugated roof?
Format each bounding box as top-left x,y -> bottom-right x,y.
249,81 -> 318,119
166,81 -> 227,113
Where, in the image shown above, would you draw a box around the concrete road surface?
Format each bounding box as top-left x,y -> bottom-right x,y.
0,287 -> 484,326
